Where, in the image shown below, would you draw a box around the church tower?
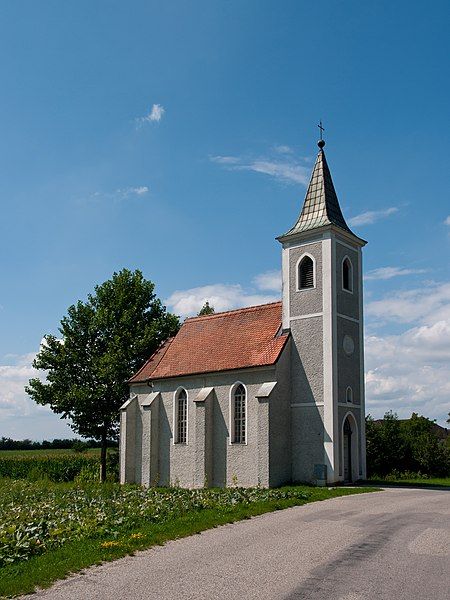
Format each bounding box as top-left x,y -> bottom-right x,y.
277,137 -> 367,484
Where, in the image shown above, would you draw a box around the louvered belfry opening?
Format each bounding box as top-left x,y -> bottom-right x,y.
343,258 -> 352,291
299,256 -> 314,289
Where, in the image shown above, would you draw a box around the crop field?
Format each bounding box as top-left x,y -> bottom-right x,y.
0,448 -> 101,457
0,478 -> 377,597
0,449 -> 116,482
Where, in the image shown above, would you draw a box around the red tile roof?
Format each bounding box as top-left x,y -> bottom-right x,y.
129,301 -> 288,383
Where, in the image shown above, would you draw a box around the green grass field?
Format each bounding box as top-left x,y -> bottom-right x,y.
0,448 -> 118,482
0,479 -> 378,598
0,448 -> 100,457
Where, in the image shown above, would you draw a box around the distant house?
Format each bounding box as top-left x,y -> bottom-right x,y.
120,139 -> 367,487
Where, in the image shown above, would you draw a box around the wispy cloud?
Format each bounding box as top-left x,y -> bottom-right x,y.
252,270 -> 281,292
444,216 -> 450,226
348,207 -> 398,227
125,186 -> 149,196
210,156 -> 240,165
89,186 -> 149,203
364,266 -> 427,281
366,281 -> 450,325
273,144 -> 293,154
210,148 -> 310,185
136,103 -> 165,127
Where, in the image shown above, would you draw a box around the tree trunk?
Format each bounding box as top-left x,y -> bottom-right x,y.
100,430 -> 108,483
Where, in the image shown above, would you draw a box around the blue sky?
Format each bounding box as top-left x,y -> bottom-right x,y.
1,1 -> 449,438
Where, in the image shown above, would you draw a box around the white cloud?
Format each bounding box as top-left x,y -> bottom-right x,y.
252,270 -> 282,292
136,103 -> 165,126
366,281 -> 450,325
210,149 -> 310,185
365,325 -> 450,424
89,186 -> 149,203
348,207 -> 398,226
273,144 -> 293,154
444,216 -> 450,226
365,280 -> 450,425
118,186 -> 149,198
0,351 -> 74,439
210,156 -> 240,165
165,275 -> 280,318
364,266 -> 426,281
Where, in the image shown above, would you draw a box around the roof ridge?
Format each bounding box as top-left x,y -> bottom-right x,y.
185,300 -> 282,322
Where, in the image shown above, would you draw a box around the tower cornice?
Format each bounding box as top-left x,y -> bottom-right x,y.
277,224 -> 367,248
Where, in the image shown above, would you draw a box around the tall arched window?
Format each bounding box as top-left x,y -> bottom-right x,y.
342,257 -> 353,292
346,386 -> 353,403
175,389 -> 187,444
298,255 -> 314,289
232,384 -> 246,444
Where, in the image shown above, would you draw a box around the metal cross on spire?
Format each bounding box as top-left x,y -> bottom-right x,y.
318,120 -> 325,140
317,120 -> 325,149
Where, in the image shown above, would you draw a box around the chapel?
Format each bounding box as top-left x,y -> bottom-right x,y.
120,138 -> 367,487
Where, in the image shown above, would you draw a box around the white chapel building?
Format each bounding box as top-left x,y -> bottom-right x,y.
120,139 -> 367,487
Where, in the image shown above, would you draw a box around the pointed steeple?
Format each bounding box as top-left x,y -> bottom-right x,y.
280,140 -> 357,239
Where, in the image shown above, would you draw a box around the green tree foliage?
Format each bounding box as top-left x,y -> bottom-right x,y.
26,269 -> 179,481
197,301 -> 215,316
366,411 -> 450,477
366,411 -> 405,476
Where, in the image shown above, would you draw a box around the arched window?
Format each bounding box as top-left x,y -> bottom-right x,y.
174,389 -> 188,444
342,257 -> 353,292
346,386 -> 353,403
298,255 -> 314,289
232,384 -> 246,444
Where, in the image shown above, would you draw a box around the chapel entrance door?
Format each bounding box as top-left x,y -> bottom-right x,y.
343,418 -> 352,483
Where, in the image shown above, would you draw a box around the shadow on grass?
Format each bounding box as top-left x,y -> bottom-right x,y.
358,479 -> 450,491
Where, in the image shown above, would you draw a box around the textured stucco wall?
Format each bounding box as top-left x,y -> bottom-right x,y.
337,318 -> 361,406
269,342 -> 291,486
286,240 -> 326,484
128,366 -> 277,488
335,241 -> 359,320
289,242 -> 323,316
120,397 -> 138,484
291,405 -> 325,482
290,317 -> 323,404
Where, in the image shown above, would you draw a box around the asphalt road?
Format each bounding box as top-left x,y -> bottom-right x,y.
24,488 -> 450,600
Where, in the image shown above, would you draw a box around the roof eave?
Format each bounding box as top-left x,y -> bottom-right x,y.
277,224 -> 367,247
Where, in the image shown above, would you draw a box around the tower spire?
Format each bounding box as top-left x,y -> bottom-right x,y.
278,137 -> 361,240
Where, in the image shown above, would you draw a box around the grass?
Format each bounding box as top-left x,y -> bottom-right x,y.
367,476 -> 450,488
0,482 -> 377,599
0,448 -> 101,457
0,449 -> 119,482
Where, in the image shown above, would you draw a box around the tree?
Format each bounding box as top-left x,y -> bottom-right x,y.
365,411 -> 405,476
366,411 -> 450,478
197,301 -> 215,316
26,269 -> 179,481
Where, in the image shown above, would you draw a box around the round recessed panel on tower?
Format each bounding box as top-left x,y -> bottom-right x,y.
343,335 -> 355,356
